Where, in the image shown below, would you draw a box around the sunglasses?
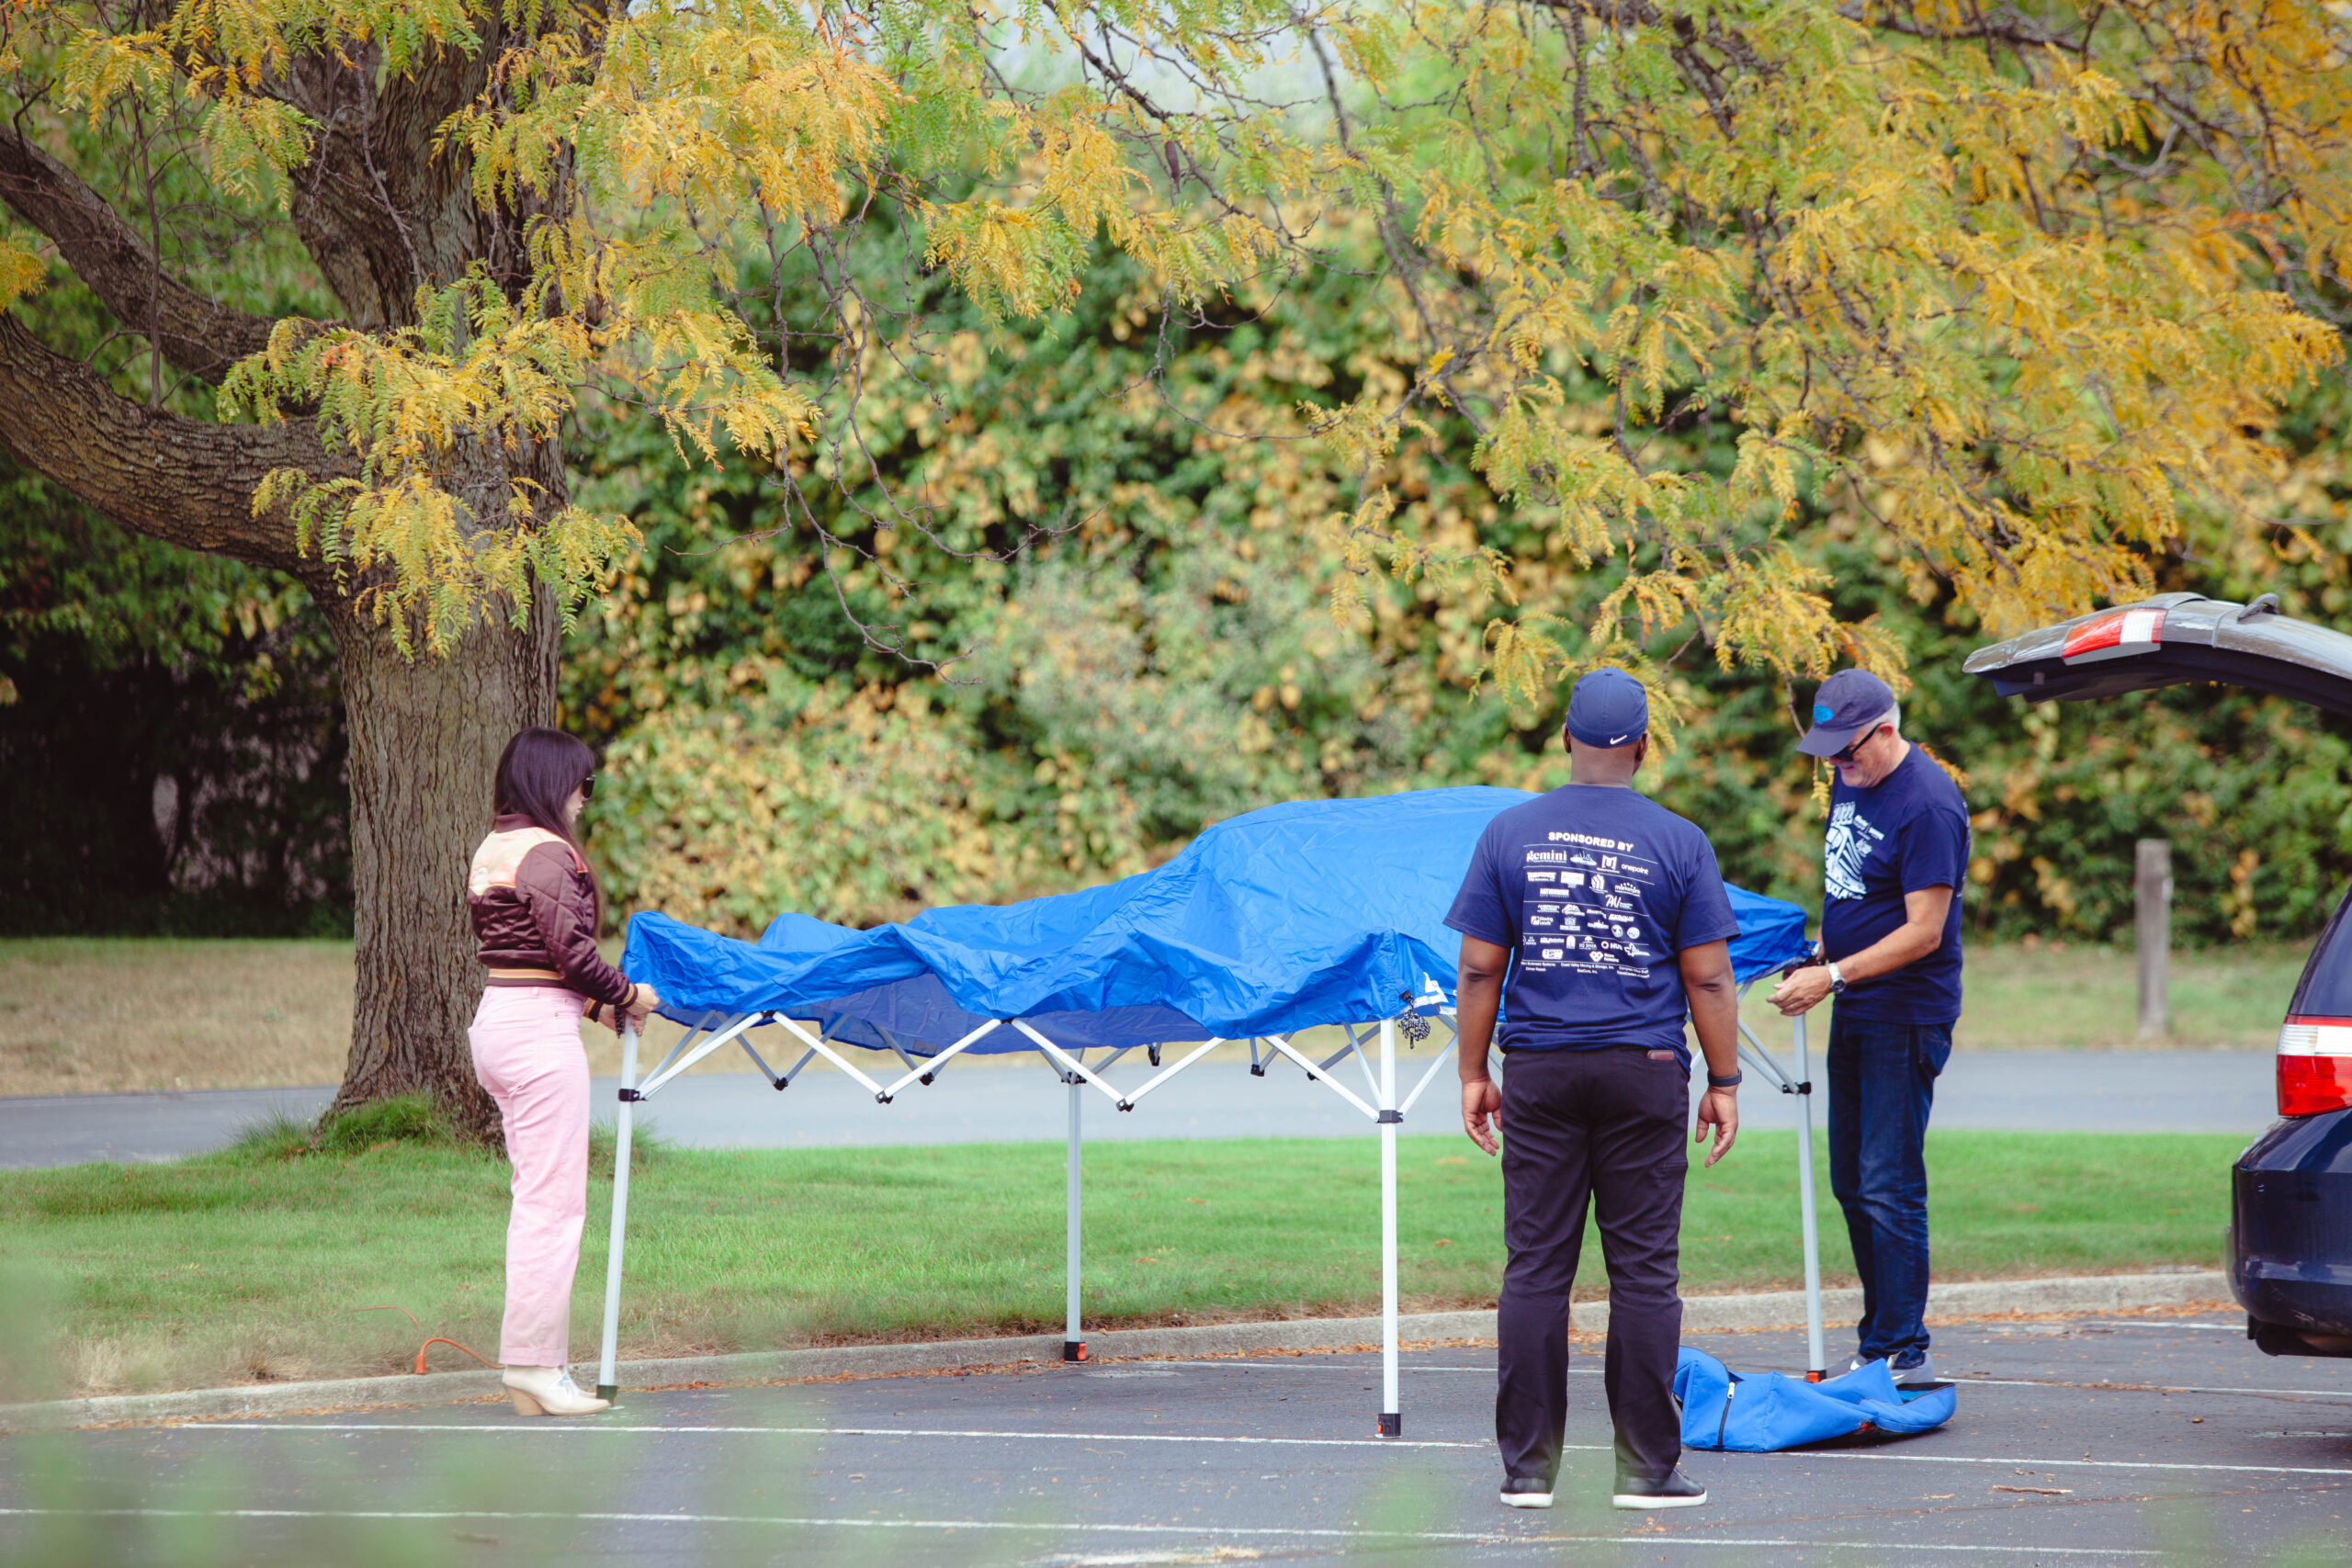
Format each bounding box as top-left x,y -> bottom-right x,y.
1829,728 -> 1878,763
580,773 -> 596,800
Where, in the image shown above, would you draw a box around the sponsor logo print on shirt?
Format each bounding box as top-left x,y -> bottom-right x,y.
1823,799 -> 1883,903
1526,848 -> 1568,865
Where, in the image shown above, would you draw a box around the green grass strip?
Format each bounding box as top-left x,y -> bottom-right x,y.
0,1126 -> 2240,1399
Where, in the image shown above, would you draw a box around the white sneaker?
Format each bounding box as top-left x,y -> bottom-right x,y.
502,1364 -> 611,1416
1847,1352 -> 1938,1385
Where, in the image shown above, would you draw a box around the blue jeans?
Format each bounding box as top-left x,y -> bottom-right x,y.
1826,1010 -> 1952,1362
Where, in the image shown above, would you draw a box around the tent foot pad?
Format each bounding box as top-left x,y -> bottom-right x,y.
1377,1412 -> 1400,1438
1063,1341 -> 1088,1363
596,1385 -> 618,1404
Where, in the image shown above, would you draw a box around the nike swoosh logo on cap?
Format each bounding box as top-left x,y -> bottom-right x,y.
1610,732 -> 1632,744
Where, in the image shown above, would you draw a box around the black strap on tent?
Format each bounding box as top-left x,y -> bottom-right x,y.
1394,989 -> 1431,1044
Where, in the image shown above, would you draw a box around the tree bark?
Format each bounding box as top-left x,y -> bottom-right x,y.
0,129 -> 278,383
0,23 -> 593,1144
0,317 -> 329,579
0,295 -> 567,1148
328,587 -> 560,1142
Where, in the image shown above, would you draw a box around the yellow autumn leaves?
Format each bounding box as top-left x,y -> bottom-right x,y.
17,0 -> 2352,687
1343,1 -> 2344,706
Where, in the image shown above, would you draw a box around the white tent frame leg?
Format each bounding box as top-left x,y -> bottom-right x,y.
1377,1017 -> 1401,1436
594,1021 -> 641,1403
1008,1022 -> 1215,1363
1257,1012 -> 1459,1437
1065,1072 -> 1084,1361
1734,986 -> 1826,1380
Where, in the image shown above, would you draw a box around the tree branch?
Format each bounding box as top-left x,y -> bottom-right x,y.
0,126 -> 278,383
0,314 -> 343,583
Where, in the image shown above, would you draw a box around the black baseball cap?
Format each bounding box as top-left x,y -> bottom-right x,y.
1796,669 -> 1897,758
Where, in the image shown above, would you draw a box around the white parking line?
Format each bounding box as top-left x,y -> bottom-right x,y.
1149,1359 -> 1498,1373
1151,1359 -> 2352,1402
1953,1375 -> 2352,1402
0,1506 -> 2165,1554
177,1422 -> 1497,1450
179,1421 -> 2352,1479
1782,1450 -> 2352,1481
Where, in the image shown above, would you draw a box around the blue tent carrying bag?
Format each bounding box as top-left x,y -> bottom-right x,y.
1674,1348 -> 1957,1452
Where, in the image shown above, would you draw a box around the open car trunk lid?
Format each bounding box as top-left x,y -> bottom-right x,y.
1962,593 -> 2352,720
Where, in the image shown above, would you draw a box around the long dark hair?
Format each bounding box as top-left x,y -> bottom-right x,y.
493,727 -> 596,857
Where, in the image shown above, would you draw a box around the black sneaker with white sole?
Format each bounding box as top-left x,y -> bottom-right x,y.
1611,1468 -> 1707,1509
1498,1475 -> 1555,1509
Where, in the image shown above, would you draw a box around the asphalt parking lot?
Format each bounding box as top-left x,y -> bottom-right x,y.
0,1050 -> 2280,1167
5,1314 -> 2346,1565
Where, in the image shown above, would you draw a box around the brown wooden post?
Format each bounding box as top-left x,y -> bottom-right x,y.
2135,840 -> 2172,1040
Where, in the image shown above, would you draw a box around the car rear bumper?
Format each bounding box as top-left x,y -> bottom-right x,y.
2228,1239 -> 2352,1352
2230,1108 -> 2352,1353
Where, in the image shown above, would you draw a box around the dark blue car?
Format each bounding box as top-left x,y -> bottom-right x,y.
1966,593 -> 2352,1359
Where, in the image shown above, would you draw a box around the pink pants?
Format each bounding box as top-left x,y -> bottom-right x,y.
468,986 -> 591,1368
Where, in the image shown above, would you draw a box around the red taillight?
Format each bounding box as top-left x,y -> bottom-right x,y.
2062,606 -> 2165,665
2278,1016 -> 2352,1116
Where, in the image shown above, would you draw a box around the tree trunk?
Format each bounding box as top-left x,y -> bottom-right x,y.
327,590 -> 559,1143
0,32 -> 586,1147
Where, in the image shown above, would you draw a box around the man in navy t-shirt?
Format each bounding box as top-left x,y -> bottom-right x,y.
1770,668 -> 1970,1386
1447,668 -> 1745,1515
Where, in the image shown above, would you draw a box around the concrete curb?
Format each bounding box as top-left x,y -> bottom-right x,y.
1589,1268 -> 2230,1337
0,1270 -> 2226,1431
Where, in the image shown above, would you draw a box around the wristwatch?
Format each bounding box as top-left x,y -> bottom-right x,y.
1826,961 -> 1848,995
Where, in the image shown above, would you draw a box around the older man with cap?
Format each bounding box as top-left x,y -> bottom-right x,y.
1769,669 -> 1970,1386
1447,667 -> 1746,1514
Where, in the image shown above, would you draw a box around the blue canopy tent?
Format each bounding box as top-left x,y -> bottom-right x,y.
596,787 -> 1825,1427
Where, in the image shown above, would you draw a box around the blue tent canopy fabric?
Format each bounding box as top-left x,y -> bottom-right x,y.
1674,1348 -> 1958,1451
623,786 -> 1813,1054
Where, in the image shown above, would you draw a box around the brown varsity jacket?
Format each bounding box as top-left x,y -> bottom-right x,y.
466,814 -> 635,1009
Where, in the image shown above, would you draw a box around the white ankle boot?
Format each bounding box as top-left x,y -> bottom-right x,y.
501,1365 -> 611,1416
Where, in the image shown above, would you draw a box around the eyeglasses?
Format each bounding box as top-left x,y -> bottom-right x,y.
1829,728 -> 1877,764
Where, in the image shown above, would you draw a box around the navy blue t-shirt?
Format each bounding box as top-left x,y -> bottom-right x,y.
1444,785 -> 1741,1063
1821,745 -> 1970,1024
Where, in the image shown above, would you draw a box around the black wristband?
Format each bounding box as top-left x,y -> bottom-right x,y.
1707,1069 -> 1743,1089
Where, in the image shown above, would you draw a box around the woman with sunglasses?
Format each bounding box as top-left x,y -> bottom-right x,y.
465,726 -> 661,1416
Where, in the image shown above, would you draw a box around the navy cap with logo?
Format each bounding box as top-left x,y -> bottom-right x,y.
1797,668 -> 1897,758
1564,667 -> 1649,749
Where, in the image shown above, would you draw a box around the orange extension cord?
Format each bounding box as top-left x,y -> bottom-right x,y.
413,1337 -> 498,1374
349,1303 -> 498,1374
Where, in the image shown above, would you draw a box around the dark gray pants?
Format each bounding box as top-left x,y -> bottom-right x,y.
1496,1044 -> 1689,1484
